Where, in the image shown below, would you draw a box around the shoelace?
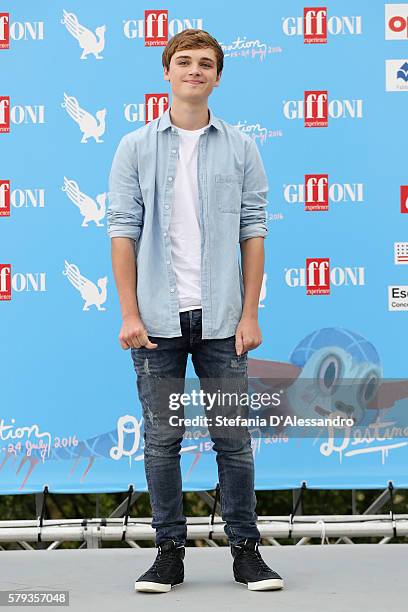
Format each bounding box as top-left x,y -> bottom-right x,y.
150,546 -> 182,573
237,545 -> 272,573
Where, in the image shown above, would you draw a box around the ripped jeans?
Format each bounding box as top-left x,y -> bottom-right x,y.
130,308 -> 261,546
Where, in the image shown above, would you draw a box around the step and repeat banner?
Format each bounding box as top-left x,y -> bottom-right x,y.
1,1 -> 408,494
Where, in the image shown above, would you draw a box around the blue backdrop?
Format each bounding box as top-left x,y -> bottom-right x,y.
1,0 -> 408,494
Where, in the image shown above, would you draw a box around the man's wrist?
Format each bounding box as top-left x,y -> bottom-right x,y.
122,312 -> 141,321
240,310 -> 259,321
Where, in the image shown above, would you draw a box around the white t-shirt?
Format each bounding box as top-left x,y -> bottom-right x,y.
169,121 -> 209,312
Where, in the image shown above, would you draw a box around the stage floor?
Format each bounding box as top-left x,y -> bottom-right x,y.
0,543 -> 405,610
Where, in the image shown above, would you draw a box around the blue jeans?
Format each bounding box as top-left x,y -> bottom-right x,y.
131,308 -> 261,546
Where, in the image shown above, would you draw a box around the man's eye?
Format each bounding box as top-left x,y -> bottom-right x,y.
177,61 -> 212,68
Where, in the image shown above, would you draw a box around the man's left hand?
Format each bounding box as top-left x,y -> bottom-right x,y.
235,316 -> 262,356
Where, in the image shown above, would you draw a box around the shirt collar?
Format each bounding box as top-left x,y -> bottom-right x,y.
157,106 -> 222,132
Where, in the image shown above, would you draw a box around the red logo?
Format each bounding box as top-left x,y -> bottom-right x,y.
306,258 -> 330,295
401,186 -> 408,213
0,13 -> 9,49
144,10 -> 168,46
305,174 -> 328,210
145,93 -> 168,123
388,12 -> 408,38
0,264 -> 11,300
304,90 -> 328,127
0,96 -> 10,132
0,180 -> 10,216
304,7 -> 327,43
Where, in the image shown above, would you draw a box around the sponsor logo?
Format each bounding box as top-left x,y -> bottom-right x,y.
385,4 -> 408,39
283,175 -> 364,209
62,177 -> 106,227
0,96 -> 45,131
123,12 -> 203,43
0,13 -> 44,48
0,181 -> 44,215
63,261 -> 107,311
394,242 -> 408,264
0,13 -> 9,49
304,174 -> 328,210
145,93 -> 168,123
0,265 -> 46,300
145,9 -> 168,46
282,7 -> 362,42
386,59 -> 408,91
62,93 -> 106,142
0,96 -> 10,132
401,186 -> 408,213
123,94 -> 169,123
285,259 -> 365,294
0,264 -> 11,300
283,91 -> 363,126
0,180 -> 10,216
388,285 -> 408,310
61,10 -> 106,59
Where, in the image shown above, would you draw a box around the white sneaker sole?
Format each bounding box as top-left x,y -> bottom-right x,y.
247,578 -> 284,591
134,580 -> 182,593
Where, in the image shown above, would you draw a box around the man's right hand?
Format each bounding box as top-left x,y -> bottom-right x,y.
118,315 -> 158,350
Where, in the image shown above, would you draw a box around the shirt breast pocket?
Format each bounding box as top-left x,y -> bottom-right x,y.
215,174 -> 243,214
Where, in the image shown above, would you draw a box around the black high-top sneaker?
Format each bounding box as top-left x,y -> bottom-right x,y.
231,538 -> 284,591
134,540 -> 185,593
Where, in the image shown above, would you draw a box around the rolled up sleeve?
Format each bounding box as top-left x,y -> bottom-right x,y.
239,137 -> 269,243
107,134 -> 144,243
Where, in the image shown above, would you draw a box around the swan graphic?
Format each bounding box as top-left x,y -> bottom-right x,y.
62,93 -> 106,143
61,9 -> 106,59
63,260 -> 107,311
62,177 -> 106,227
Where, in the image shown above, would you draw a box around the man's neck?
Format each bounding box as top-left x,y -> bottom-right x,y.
169,101 -> 210,131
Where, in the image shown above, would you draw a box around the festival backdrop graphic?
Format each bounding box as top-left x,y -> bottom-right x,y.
1,1 -> 408,494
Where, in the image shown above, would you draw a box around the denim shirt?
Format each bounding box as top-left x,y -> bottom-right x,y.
107,106 -> 268,339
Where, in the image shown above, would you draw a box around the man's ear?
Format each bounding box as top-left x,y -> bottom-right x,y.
163,67 -> 170,81
214,71 -> 222,86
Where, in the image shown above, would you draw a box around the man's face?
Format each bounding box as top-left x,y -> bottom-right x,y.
164,47 -> 221,102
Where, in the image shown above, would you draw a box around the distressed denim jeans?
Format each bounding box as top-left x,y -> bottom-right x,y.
131,308 -> 261,546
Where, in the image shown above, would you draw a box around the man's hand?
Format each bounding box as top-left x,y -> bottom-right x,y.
119,314 -> 158,350
235,316 -> 262,356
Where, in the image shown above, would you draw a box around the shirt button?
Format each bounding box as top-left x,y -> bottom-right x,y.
170,288 -> 175,293
163,231 -> 167,237
166,260 -> 170,265
172,149 -> 177,153
168,176 -> 173,182
165,205 -> 169,209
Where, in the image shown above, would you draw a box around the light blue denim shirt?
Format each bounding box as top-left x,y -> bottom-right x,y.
107,106 -> 268,339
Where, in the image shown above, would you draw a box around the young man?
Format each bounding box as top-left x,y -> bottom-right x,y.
107,29 -> 283,593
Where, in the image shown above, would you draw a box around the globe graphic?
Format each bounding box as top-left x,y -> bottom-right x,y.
289,327 -> 381,369
290,327 -> 382,427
